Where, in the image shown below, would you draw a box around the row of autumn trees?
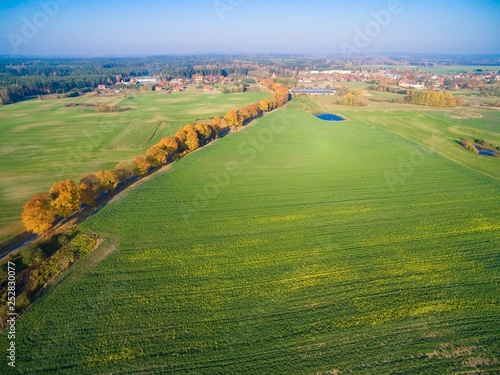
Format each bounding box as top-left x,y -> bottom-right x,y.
223,79 -> 290,127
21,80 -> 290,235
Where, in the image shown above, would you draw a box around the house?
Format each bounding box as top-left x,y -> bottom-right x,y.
97,84 -> 106,90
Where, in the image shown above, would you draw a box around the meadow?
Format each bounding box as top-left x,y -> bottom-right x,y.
0,87 -> 271,244
3,104 -> 499,374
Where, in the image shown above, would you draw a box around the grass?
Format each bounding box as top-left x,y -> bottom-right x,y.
3,105 -> 499,374
0,87 -> 271,244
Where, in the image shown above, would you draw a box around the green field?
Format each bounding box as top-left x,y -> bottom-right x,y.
0,87 -> 271,244
4,103 -> 499,373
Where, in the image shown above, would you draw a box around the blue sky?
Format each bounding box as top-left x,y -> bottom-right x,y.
0,0 -> 499,56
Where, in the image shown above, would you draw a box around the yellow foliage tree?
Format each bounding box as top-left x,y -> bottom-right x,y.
146,145 -> 167,167
259,100 -> 270,112
21,193 -> 55,235
224,109 -> 241,127
50,179 -> 80,217
194,123 -> 213,143
96,170 -> 119,190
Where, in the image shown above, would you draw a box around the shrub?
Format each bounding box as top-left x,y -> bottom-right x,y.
71,233 -> 95,256
460,139 -> 479,154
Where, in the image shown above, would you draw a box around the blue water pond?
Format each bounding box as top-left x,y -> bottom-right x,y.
478,149 -> 497,157
316,113 -> 345,122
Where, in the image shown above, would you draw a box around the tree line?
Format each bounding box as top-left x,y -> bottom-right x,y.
21,80 -> 290,235
224,79 -> 290,127
405,90 -> 464,107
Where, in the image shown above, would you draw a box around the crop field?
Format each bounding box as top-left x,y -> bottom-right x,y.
0,88 -> 270,244
4,106 -> 499,373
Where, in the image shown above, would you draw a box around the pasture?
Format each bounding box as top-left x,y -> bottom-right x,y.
4,106 -> 499,374
0,88 -> 271,244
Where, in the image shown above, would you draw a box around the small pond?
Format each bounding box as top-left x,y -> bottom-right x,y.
316,113 -> 345,122
478,149 -> 497,157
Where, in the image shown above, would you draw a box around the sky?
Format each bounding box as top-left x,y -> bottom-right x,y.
0,0 -> 499,56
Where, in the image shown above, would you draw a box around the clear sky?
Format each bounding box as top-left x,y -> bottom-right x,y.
0,0 -> 499,56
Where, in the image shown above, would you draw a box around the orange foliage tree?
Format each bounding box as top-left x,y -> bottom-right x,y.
158,137 -> 179,156
146,145 -> 167,167
79,173 -> 101,206
50,179 -> 80,217
21,193 -> 56,235
212,115 -> 222,132
133,156 -> 151,176
175,125 -> 200,151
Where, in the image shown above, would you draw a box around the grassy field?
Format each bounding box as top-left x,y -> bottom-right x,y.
0,87 -> 271,244
4,104 -> 499,374
292,95 -> 500,180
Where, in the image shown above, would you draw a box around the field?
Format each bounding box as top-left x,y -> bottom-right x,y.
0,87 -> 271,244
3,102 -> 499,373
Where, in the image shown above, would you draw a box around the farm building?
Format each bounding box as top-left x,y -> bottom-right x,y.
136,78 -> 157,84
290,88 -> 336,95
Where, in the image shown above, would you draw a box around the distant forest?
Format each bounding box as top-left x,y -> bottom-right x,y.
0,56 -> 250,104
